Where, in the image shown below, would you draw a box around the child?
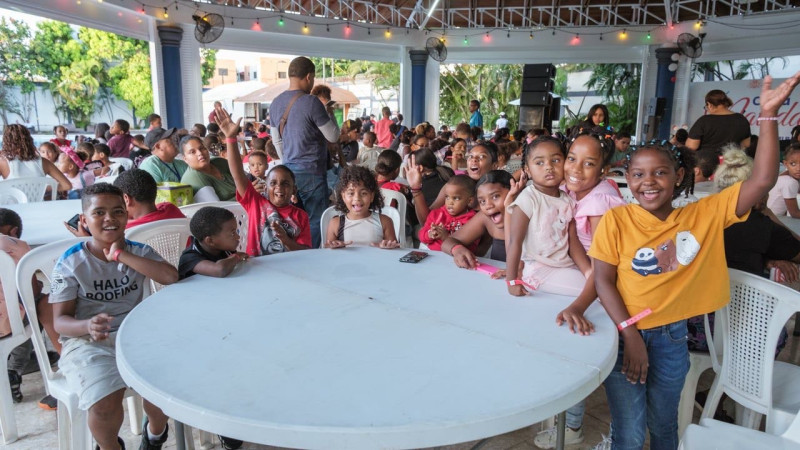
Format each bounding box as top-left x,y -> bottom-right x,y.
419,175 -> 478,252
216,107 -> 312,256
505,136 -> 592,297
50,183 -> 179,450
107,119 -> 133,158
264,140 -> 281,169
588,74 -> 800,449
51,125 -> 73,152
767,142 -> 800,217
77,142 -> 95,162
178,206 -> 248,280
246,151 -> 269,194
92,144 -> 119,177
375,150 -> 407,194
39,142 -> 60,164
442,170 -> 525,266
57,150 -> 95,197
610,131 -> 631,168
358,131 -> 383,170
531,134 -> 625,449
326,165 -> 400,249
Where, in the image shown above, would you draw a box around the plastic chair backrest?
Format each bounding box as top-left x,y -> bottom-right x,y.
382,206 -> 403,244
15,238 -> 89,384
718,269 -> 800,415
126,218 -> 191,291
618,187 -> 638,204
109,157 -> 133,171
179,201 -> 247,253
0,177 -> 57,202
319,206 -> 402,247
0,250 -> 27,345
381,189 -> 407,243
319,206 -> 338,248
0,187 -> 28,205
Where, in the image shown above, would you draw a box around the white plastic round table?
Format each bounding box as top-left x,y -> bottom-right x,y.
117,247 -> 617,449
4,199 -> 81,246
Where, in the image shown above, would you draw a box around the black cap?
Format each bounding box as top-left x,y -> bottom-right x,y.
144,127 -> 177,149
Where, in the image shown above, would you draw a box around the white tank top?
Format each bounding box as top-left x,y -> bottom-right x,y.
342,211 -> 384,246
5,157 -> 45,179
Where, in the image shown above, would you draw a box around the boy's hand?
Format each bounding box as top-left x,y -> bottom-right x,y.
253,179 -> 266,193
326,240 -> 352,249
233,252 -> 249,262
271,221 -> 292,244
87,313 -> 113,341
622,331 -> 649,384
103,239 -> 126,262
371,239 -> 401,249
556,306 -> 595,335
214,104 -> 242,137
64,221 -> 90,237
428,224 -> 445,240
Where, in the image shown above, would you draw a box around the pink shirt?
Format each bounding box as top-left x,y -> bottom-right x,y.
374,118 -> 394,148
564,179 -> 626,250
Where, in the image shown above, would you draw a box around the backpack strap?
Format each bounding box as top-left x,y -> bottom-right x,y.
337,214 -> 346,242
278,91 -> 305,139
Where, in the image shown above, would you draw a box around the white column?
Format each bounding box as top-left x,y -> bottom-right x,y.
635,46 -> 658,143
399,46 -> 413,121
671,54 -> 694,131
425,56 -> 440,127
148,19 -> 167,123
179,23 -> 204,128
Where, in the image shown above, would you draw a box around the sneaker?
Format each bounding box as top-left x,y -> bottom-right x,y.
219,435 -> 243,450
139,419 -> 169,450
38,394 -> 57,410
533,425 -> 584,449
7,370 -> 22,403
96,436 -> 125,450
591,434 -> 612,450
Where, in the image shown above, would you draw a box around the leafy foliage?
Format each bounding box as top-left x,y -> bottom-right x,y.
0,18 -> 36,125
200,48 -> 217,86
439,64 -> 522,130
576,63 -> 641,134
309,57 -> 401,106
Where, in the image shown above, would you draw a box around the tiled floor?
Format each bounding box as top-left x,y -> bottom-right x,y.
3,317 -> 798,450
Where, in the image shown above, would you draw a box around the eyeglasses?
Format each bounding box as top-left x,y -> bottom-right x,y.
466,153 -> 489,161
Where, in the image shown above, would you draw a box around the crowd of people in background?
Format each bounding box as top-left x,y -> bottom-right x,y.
1,54 -> 800,450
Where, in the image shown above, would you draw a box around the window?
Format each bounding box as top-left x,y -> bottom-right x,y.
278,71 -> 287,79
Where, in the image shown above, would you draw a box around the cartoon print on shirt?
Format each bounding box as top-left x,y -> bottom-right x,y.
676,231 -> 701,265
631,231 -> 700,276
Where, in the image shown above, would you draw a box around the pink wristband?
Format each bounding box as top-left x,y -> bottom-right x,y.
617,308 -> 653,331
111,249 -> 123,262
225,137 -> 238,144
507,279 -> 536,290
451,244 -> 465,253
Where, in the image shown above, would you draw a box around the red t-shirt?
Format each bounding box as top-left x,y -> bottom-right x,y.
375,118 -> 394,148
418,206 -> 478,252
126,202 -> 186,229
236,183 -> 311,256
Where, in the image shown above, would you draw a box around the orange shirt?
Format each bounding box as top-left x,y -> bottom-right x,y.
588,182 -> 748,329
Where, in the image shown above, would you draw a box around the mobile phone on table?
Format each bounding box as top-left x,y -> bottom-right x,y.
399,251 -> 428,264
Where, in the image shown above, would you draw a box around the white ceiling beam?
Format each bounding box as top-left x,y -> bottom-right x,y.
418,0 -> 441,29
663,0 -> 673,28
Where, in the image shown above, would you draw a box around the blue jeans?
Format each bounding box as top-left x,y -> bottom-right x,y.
293,171 -> 329,249
566,400 -> 585,429
604,320 -> 689,450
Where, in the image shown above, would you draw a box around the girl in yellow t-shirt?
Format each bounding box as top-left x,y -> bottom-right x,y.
588,73 -> 800,450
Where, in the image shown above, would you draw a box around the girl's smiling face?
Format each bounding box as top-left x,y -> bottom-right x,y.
565,136 -> 605,200
477,182 -> 509,229
524,141 -> 564,195
626,147 -> 684,220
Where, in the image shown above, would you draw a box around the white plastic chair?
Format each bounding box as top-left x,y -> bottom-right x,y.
0,177 -> 57,202
319,206 -> 403,248
15,238 -> 143,450
0,186 -> 28,205
0,250 -> 34,443
701,269 -> 800,435
126,218 -> 191,292
678,314 -> 722,437
680,407 -> 800,449
109,158 -> 133,171
180,201 -> 248,253
381,188 -> 410,246
618,187 -> 638,204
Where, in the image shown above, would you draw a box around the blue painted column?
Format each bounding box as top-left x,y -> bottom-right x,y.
655,47 -> 679,140
157,26 -> 184,129
409,50 -> 428,126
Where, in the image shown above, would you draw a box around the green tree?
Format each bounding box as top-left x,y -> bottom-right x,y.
439,64 -> 522,130
578,63 -> 641,134
347,61 -> 400,105
55,58 -> 103,129
200,48 -> 218,86
30,20 -> 79,123
0,18 -> 36,126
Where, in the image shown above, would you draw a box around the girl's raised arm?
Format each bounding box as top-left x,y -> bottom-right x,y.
738,73 -> 800,217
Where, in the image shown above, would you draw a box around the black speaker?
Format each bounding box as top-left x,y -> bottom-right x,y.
648,97 -> 666,117
523,64 -> 556,79
520,92 -> 552,106
522,77 -> 554,92
549,97 -> 561,121
519,106 -> 550,130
